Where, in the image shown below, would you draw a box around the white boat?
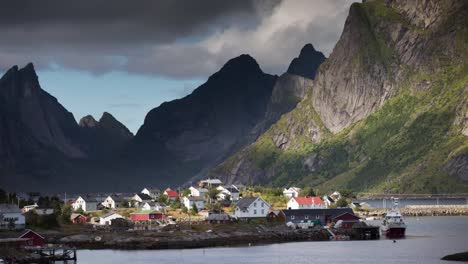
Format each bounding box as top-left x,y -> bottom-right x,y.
381,198 -> 406,238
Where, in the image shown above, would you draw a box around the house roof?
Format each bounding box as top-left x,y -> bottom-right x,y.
282,208 -> 353,219
136,193 -> 153,201
223,186 -> 239,193
283,187 -> 301,193
165,190 -> 178,197
235,197 -> 267,210
200,179 -> 223,184
100,212 -> 122,219
130,210 -> 163,215
333,212 -> 361,220
190,186 -> 208,192
154,202 -> 167,207
19,229 -> 44,239
0,204 -> 21,213
70,213 -> 86,220
291,196 -> 324,205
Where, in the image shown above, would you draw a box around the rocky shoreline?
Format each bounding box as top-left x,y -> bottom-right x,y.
49,224 -> 336,250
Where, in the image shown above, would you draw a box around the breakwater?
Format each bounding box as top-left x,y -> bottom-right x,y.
358,205 -> 468,217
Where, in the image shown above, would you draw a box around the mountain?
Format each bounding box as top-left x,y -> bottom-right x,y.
210,0 -> 468,193
117,55 -> 278,187
0,64 -> 132,191
287,43 -> 325,79
79,112 -> 133,157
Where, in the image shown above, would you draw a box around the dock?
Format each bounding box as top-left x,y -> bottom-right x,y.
24,246 -> 77,262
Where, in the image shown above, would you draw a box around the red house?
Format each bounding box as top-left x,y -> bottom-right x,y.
333,212 -> 361,228
164,189 -> 179,202
131,210 -> 150,221
18,230 -> 45,247
70,213 -> 87,224
130,210 -> 166,221
149,212 -> 165,220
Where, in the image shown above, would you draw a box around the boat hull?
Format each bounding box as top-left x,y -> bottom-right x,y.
381,227 -> 406,238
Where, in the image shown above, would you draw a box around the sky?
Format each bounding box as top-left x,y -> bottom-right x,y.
0,0 -> 355,133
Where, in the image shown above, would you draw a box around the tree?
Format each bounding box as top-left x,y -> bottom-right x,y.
336,198 -> 349,208
158,195 -> 169,204
25,211 -> 39,226
300,187 -> 316,197
208,189 -> 221,202
182,189 -> 191,197
171,200 -> 181,209
119,200 -> 130,208
61,204 -> 72,223
190,203 -> 198,215
181,207 -> 188,214
0,189 -> 7,203
339,189 -> 355,199
206,203 -> 223,213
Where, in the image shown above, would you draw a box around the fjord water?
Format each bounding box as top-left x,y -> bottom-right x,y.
77,216 -> 468,264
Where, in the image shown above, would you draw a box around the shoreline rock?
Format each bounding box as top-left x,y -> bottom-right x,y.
441,251 -> 468,261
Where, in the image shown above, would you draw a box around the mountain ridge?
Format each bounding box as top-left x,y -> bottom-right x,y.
209,0 -> 468,193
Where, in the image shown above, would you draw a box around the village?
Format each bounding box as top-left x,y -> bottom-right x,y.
7,179 -> 468,261
1,179 -> 384,262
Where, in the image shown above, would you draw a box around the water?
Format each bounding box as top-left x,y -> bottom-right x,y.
357,198 -> 468,208
77,216 -> 468,264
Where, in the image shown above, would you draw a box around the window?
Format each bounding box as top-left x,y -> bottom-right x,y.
261,202 -> 264,207
254,202 -> 257,207
261,209 -> 264,215
254,209 -> 257,215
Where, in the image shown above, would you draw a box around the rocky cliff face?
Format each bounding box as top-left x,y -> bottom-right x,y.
211,0 -> 468,193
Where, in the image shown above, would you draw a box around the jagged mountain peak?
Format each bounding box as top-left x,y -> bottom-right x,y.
79,115 -> 98,128
287,43 -> 325,79
216,54 -> 263,76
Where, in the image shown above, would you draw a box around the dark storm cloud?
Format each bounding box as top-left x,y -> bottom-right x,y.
0,0 -> 268,45
0,0 -> 353,78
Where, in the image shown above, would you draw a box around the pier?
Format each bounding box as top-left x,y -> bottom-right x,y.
24,246 -> 77,262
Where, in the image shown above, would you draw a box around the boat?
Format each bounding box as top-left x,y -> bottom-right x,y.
381,198 -> 406,238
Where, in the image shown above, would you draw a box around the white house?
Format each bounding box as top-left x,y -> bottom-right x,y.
234,197 -> 271,218
131,193 -> 153,207
141,187 -> 160,200
322,196 -> 335,208
287,197 -> 325,210
101,196 -> 116,209
216,186 -> 240,201
183,196 -> 205,210
154,203 -> 167,212
283,187 -> 301,198
330,191 -> 342,201
22,203 -> 38,213
189,186 -> 208,198
198,179 -> 223,189
72,196 -> 100,212
98,212 -> 124,225
0,204 -> 25,230
140,202 -> 163,211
